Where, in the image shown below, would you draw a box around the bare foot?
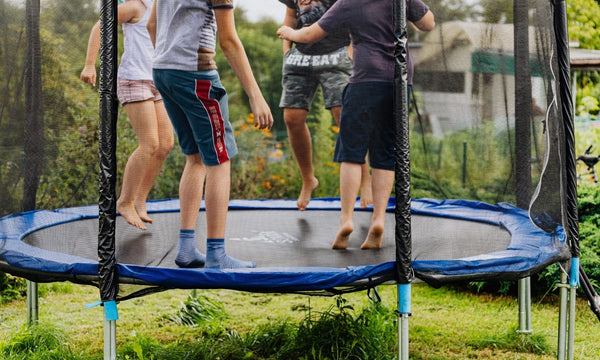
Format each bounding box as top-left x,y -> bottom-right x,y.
117,201 -> 146,230
297,177 -> 319,211
135,203 -> 153,224
332,221 -> 353,249
360,222 -> 384,249
359,185 -> 373,209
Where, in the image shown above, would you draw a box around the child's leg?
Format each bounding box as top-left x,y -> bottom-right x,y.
118,100 -> 159,230
360,168 -> 394,249
284,107 -> 319,211
203,160 -> 255,269
179,154 -> 206,229
359,159 -> 372,208
174,154 -> 206,268
331,106 -> 372,209
204,160 -> 230,239
132,100 -> 174,223
332,161 -> 362,249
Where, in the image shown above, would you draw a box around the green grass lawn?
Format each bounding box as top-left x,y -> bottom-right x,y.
1,282 -> 599,359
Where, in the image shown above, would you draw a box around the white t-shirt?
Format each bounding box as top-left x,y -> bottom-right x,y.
118,0 -> 154,80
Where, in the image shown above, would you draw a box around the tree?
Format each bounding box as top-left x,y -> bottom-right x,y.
567,0 -> 600,50
215,8 -> 286,137
567,0 -> 600,117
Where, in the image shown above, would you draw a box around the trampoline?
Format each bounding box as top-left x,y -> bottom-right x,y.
0,0 -> 588,358
0,197 -> 570,299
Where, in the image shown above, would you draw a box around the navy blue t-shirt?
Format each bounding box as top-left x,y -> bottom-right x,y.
318,0 -> 429,84
279,0 -> 350,55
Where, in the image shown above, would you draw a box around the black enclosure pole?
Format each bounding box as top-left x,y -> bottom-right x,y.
98,0 -> 119,313
514,0 -> 533,335
394,0 -> 412,357
554,1 -> 578,359
514,0 -> 532,209
24,0 -> 43,327
22,0 -> 43,213
393,0 -> 412,286
553,0 -> 578,260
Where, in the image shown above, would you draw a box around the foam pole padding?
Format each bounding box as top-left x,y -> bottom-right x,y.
393,0 -> 413,285
98,0 -> 119,304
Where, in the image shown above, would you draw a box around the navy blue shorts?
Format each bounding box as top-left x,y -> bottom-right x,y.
153,69 -> 237,165
333,82 -> 394,170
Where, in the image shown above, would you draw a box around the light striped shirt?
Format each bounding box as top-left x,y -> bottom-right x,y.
152,0 -> 234,71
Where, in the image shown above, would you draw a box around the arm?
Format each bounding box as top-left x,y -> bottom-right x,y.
80,21 -> 101,86
147,0 -> 157,47
413,10 -> 435,32
214,8 -> 273,130
281,7 -> 297,55
277,22 -> 327,44
79,0 -> 145,86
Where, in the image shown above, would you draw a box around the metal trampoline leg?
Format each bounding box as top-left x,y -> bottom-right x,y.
558,260 -> 579,360
104,319 -> 117,360
517,277 -> 532,334
557,272 -> 568,360
26,280 -> 38,326
397,284 -> 411,360
568,286 -> 576,360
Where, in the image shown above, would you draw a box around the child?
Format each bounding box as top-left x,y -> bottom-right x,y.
278,0 -> 372,211
277,0 -> 434,250
81,0 -> 174,230
147,0 -> 273,268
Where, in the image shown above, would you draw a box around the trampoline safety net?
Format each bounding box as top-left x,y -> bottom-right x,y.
0,0 -> 574,300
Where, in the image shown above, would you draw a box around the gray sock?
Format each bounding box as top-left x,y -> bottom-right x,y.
205,238 -> 256,269
174,229 -> 206,268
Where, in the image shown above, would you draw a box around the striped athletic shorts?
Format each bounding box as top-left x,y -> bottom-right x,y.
152,69 -> 238,165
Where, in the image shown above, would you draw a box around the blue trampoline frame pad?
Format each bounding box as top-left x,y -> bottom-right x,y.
0,198 -> 570,294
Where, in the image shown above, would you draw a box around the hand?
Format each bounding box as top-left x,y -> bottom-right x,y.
80,65 -> 97,87
249,97 -> 274,130
277,26 -> 294,41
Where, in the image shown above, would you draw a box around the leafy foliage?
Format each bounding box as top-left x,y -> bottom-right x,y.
168,294 -> 227,328
115,295 -> 397,360
468,326 -> 551,355
0,273 -> 26,303
568,0 -> 600,119
0,322 -> 79,360
409,120 -> 517,204
567,0 -> 600,50
276,297 -> 396,360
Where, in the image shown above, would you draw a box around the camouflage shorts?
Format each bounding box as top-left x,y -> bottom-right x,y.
279,46 -> 352,110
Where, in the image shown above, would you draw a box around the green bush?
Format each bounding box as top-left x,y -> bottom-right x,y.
230,93 -> 340,201
0,274 -> 26,303
276,296 -> 396,360
0,323 -> 79,360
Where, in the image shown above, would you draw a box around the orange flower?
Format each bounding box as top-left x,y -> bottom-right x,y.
261,129 -> 273,138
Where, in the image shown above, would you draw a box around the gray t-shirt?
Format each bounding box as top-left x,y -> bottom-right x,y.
279,0 -> 350,55
318,0 -> 429,84
153,0 -> 234,71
